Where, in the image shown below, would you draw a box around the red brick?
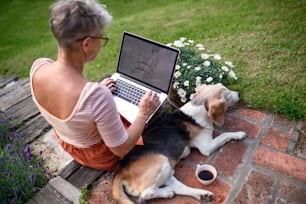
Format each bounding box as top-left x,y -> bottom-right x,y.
185,149 -> 208,165
175,162 -> 231,204
277,180 -> 306,203
235,108 -> 267,121
272,114 -> 295,129
212,142 -> 248,177
262,126 -> 292,150
253,146 -> 306,183
87,176 -> 115,204
223,114 -> 261,138
153,196 -> 201,204
233,171 -> 274,204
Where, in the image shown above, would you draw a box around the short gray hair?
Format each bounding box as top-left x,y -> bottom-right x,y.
49,0 -> 112,48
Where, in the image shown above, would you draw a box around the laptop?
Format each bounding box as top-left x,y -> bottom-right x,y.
111,32 -> 179,123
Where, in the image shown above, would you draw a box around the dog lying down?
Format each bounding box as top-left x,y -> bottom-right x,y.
112,84 -> 246,204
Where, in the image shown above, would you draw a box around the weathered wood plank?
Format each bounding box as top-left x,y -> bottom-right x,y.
6,95 -> 40,121
21,114 -> 51,144
0,75 -> 18,88
0,77 -> 29,97
59,160 -> 82,179
49,176 -> 81,204
0,81 -> 31,110
26,183 -> 73,204
67,165 -> 105,189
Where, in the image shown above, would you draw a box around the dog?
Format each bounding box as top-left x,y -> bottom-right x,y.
112,84 -> 246,204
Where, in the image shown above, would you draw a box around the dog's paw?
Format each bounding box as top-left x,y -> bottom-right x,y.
201,191 -> 214,201
158,189 -> 175,199
235,131 -> 246,140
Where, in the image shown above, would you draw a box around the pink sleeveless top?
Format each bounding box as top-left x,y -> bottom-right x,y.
30,58 -> 128,148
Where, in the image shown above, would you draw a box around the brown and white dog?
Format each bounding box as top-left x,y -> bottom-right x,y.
112,84 -> 246,204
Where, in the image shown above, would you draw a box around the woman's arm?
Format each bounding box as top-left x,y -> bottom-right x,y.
109,91 -> 160,157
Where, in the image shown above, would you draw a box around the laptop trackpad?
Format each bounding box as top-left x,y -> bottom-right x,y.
114,97 -> 139,123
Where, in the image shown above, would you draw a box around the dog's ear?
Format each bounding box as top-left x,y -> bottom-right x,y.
207,98 -> 226,126
191,85 -> 208,105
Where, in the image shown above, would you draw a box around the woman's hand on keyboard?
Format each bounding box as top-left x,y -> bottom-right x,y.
138,91 -> 160,119
100,77 -> 116,93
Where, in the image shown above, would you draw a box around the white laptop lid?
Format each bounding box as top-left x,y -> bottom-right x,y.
112,32 -> 179,123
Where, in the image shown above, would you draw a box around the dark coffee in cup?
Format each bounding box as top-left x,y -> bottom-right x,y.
198,170 -> 214,181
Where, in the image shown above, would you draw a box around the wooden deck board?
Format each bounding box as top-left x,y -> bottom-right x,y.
0,80 -> 31,110
21,114 -> 51,143
59,160 -> 82,179
0,75 -> 18,88
6,95 -> 40,121
26,183 -> 73,204
67,165 -> 105,189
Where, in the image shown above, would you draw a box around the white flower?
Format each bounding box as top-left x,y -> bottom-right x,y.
175,64 -> 180,70
203,61 -> 211,67
166,43 -> 172,47
206,77 -> 213,83
180,37 -> 187,42
219,74 -> 223,79
180,97 -> 187,103
213,54 -> 222,60
173,81 -> 180,88
196,76 -> 202,81
184,80 -> 189,86
187,65 -> 191,69
201,53 -> 209,59
188,40 -> 194,44
182,63 -> 187,66
225,61 -> 234,68
229,70 -> 237,79
198,47 -> 205,50
195,66 -> 201,71
174,71 -> 181,78
173,40 -> 185,47
221,66 -> 229,72
184,42 -> 190,46
196,44 -> 204,48
177,88 -> 186,97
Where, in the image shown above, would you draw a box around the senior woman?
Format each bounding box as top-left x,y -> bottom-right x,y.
30,0 -> 160,170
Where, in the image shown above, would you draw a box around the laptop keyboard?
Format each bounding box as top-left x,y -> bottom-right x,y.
113,79 -> 146,105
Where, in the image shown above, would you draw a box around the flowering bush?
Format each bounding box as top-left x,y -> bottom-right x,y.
167,37 -> 238,103
0,111 -> 48,204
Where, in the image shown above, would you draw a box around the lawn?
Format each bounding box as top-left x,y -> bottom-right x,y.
0,0 -> 305,120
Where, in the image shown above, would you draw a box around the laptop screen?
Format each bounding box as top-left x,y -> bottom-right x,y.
116,32 -> 179,93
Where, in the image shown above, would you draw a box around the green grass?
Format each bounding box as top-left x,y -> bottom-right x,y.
0,0 -> 305,120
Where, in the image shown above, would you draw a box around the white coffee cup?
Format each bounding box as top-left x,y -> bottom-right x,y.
195,164 -> 217,185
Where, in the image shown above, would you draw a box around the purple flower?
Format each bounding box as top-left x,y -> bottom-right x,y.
6,144 -> 13,151
8,171 -> 13,177
30,173 -> 36,184
24,145 -> 31,153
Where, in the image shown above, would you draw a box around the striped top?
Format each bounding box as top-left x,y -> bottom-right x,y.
30,58 -> 128,148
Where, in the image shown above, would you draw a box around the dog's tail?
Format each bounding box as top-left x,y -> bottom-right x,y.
112,173 -> 134,204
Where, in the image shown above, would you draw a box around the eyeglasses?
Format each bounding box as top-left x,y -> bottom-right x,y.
76,35 -> 109,47
88,35 -> 109,47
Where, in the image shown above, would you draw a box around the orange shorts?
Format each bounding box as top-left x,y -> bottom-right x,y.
55,114 -> 143,170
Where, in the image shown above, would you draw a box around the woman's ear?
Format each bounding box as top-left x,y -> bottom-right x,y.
81,37 -> 91,51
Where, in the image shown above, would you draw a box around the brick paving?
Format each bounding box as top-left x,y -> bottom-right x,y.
87,106 -> 306,204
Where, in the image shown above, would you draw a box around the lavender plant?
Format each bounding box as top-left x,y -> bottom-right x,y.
0,111 -> 47,204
